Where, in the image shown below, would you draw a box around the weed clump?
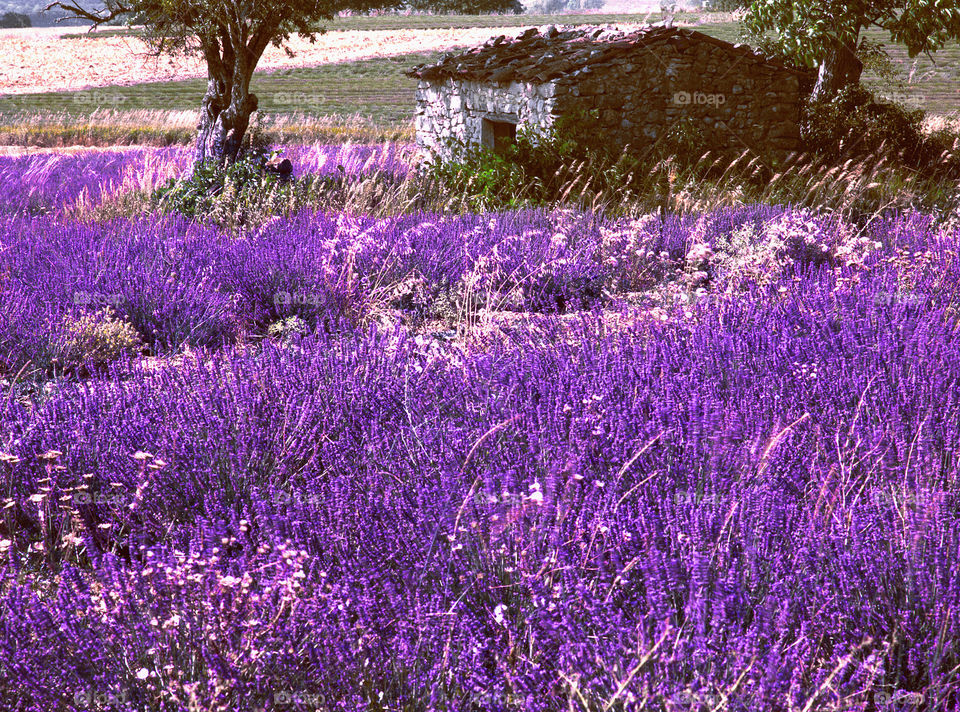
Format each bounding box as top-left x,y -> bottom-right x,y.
52,307 -> 144,374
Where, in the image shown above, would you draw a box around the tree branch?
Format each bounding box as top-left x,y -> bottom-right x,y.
43,0 -> 131,26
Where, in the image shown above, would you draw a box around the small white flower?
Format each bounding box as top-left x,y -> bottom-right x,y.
136,668 -> 149,680
528,490 -> 544,505
493,604 -> 506,625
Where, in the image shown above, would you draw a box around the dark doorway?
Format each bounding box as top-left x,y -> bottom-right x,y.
482,117 -> 517,154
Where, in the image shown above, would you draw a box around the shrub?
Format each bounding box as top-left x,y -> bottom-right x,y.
151,116 -> 303,225
425,140 -> 530,212
267,316 -> 309,344
152,149 -> 293,224
51,308 -> 144,374
801,84 -> 923,159
800,84 -> 960,178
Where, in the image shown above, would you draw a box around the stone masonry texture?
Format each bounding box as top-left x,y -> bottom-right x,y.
406,25 -> 810,161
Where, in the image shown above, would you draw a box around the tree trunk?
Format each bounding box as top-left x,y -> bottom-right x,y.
812,38 -> 863,101
193,75 -> 259,169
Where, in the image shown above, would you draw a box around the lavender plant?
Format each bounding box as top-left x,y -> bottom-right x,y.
0,200 -> 958,711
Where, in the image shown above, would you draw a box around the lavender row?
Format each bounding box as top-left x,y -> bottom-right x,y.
0,143 -> 413,215
3,205 -> 940,376
1,278 -> 959,709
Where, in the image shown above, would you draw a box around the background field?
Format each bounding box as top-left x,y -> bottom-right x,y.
1,14 -> 959,147
55,11 -> 673,36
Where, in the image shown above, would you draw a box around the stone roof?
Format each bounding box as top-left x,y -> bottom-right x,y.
405,25 -> 808,85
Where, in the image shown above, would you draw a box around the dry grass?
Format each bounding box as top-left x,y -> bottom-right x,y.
922,113 -> 960,136
0,109 -> 413,148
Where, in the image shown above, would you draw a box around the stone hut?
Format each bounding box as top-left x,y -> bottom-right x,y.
406,25 -> 809,161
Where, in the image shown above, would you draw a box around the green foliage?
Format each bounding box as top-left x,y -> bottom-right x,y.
151,130 -> 415,225
424,110 -> 717,213
800,84 -> 960,177
801,84 -> 921,158
743,0 -> 960,70
152,119 -> 295,222
52,308 -> 144,373
426,140 -> 529,212
152,149 -> 295,224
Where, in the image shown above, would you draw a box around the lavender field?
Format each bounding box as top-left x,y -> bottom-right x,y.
0,144 -> 412,217
1,147 -> 959,712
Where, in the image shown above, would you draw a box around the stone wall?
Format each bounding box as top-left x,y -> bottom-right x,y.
414,79 -> 559,161
413,33 -> 803,162
550,38 -> 802,154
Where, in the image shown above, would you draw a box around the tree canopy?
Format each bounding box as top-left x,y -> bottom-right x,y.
744,0 -> 960,99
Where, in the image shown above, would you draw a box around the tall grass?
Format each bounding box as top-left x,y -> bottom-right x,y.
430,144 -> 960,230
3,133 -> 957,233
0,109 -> 414,148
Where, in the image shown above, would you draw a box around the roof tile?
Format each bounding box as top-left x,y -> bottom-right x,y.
405,25 -> 808,84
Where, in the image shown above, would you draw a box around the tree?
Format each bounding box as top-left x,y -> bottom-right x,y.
45,0 -> 456,166
744,0 -> 960,100
0,11 -> 32,27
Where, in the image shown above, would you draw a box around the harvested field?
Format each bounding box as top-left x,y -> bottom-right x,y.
0,26 -> 571,95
